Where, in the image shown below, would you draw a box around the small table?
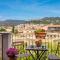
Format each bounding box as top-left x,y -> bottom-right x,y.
26,45 -> 48,60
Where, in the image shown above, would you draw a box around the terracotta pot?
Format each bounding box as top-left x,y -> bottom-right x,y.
35,32 -> 46,39
9,57 -> 16,60
35,40 -> 42,47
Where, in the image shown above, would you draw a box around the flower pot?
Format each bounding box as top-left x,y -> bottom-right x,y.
6,48 -> 18,60
9,57 -> 16,60
35,40 -> 42,47
35,32 -> 46,39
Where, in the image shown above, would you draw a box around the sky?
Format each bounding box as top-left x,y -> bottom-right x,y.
0,0 -> 60,20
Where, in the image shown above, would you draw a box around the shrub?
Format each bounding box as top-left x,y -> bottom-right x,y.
34,29 -> 45,33
0,28 -> 6,32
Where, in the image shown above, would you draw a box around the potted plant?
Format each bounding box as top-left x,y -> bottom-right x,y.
35,40 -> 42,47
6,48 -> 19,60
34,29 -> 46,39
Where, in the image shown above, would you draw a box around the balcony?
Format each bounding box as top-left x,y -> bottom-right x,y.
0,32 -> 60,60
12,32 -> 60,60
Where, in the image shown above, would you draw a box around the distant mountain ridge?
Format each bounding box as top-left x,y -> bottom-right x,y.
29,17 -> 60,24
0,20 -> 26,26
0,17 -> 60,26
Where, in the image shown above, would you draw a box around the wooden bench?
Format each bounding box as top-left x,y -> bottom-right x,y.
12,41 -> 24,46
48,54 -> 60,60
12,41 -> 31,60
12,41 -> 24,48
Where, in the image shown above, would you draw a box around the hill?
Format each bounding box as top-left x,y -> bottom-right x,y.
0,17 -> 60,26
0,20 -> 26,26
29,17 -> 60,24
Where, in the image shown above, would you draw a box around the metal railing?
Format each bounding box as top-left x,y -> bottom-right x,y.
12,32 -> 60,56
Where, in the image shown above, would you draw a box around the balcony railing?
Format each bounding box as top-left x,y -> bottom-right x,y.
12,32 -> 60,57
0,32 -> 60,60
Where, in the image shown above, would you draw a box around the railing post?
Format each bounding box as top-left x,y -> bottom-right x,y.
0,32 -> 11,60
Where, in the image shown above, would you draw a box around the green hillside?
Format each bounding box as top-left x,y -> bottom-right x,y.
29,17 -> 60,24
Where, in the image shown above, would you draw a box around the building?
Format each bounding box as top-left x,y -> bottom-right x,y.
48,25 -> 60,32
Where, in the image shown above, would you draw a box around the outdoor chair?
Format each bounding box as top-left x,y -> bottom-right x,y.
48,54 -> 60,60
12,41 -> 31,60
55,41 -> 60,55
48,41 -> 60,60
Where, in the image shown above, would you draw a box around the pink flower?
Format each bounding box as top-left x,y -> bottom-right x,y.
6,48 -> 19,57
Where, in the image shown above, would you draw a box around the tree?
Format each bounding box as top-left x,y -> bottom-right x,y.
14,29 -> 18,34
12,26 -> 18,34
12,26 -> 15,33
0,27 -> 6,32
